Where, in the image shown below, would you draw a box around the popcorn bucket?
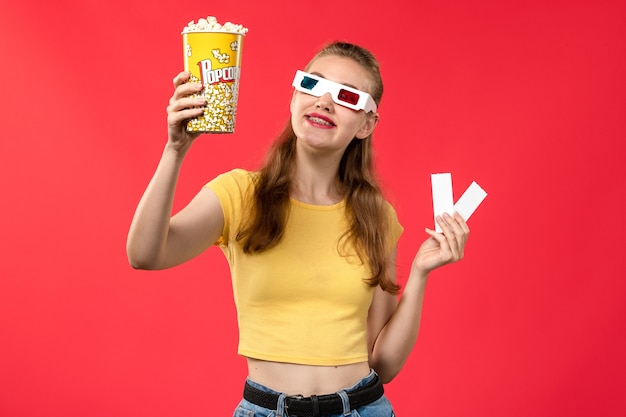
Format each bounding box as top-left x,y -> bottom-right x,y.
182,31 -> 245,133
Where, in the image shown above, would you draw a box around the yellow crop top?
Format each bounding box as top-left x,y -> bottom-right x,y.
206,169 -> 403,366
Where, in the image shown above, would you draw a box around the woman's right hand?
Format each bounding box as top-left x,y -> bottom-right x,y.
166,71 -> 206,152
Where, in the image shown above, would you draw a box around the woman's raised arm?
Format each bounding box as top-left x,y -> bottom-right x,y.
126,72 -> 224,270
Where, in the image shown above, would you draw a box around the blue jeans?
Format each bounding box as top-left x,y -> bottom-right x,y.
233,370 -> 395,417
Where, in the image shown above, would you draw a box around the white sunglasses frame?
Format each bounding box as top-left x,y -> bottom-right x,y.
292,70 -> 378,113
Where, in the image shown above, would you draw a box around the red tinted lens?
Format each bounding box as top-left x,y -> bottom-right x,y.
338,89 -> 359,105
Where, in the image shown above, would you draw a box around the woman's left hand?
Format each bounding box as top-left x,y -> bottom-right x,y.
412,212 -> 470,275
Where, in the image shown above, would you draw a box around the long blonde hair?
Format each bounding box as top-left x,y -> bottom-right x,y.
236,41 -> 399,294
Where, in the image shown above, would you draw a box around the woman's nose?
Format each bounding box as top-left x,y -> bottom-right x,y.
315,93 -> 333,112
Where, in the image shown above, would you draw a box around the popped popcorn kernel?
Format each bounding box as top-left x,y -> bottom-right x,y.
182,16 -> 248,34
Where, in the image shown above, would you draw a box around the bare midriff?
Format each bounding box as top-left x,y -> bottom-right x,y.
246,357 -> 372,397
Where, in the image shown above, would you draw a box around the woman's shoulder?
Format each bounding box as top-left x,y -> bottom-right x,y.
206,168 -> 259,189
381,199 -> 399,219
381,199 -> 403,241
216,167 -> 257,180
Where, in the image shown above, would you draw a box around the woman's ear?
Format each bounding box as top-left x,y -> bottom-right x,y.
290,91 -> 296,113
355,112 -> 379,139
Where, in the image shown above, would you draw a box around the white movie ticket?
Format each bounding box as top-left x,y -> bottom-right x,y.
454,181 -> 488,222
431,173 -> 487,232
431,173 -> 454,232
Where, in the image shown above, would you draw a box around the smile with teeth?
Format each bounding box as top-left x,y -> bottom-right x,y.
307,115 -> 335,127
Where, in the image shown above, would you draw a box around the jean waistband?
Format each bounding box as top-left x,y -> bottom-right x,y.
243,372 -> 384,417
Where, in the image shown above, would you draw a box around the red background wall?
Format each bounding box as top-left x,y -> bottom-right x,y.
1,1 -> 625,416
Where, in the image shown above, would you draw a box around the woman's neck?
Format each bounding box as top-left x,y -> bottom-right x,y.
290,154 -> 344,205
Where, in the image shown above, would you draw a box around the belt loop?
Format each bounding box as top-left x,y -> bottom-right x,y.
311,394 -> 320,416
276,393 -> 287,417
337,390 -> 351,416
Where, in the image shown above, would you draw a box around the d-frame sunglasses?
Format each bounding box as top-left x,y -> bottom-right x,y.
292,70 -> 378,113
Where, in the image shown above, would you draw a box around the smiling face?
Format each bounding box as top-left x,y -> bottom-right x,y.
290,55 -> 379,156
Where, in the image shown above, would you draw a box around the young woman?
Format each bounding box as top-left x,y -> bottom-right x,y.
127,41 -> 469,417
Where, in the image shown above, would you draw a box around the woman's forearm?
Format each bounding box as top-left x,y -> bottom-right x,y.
370,268 -> 428,383
126,144 -> 187,269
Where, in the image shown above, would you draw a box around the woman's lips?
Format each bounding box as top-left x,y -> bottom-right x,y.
306,112 -> 336,128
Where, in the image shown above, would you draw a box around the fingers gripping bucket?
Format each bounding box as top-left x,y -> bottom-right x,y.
182,31 -> 244,133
